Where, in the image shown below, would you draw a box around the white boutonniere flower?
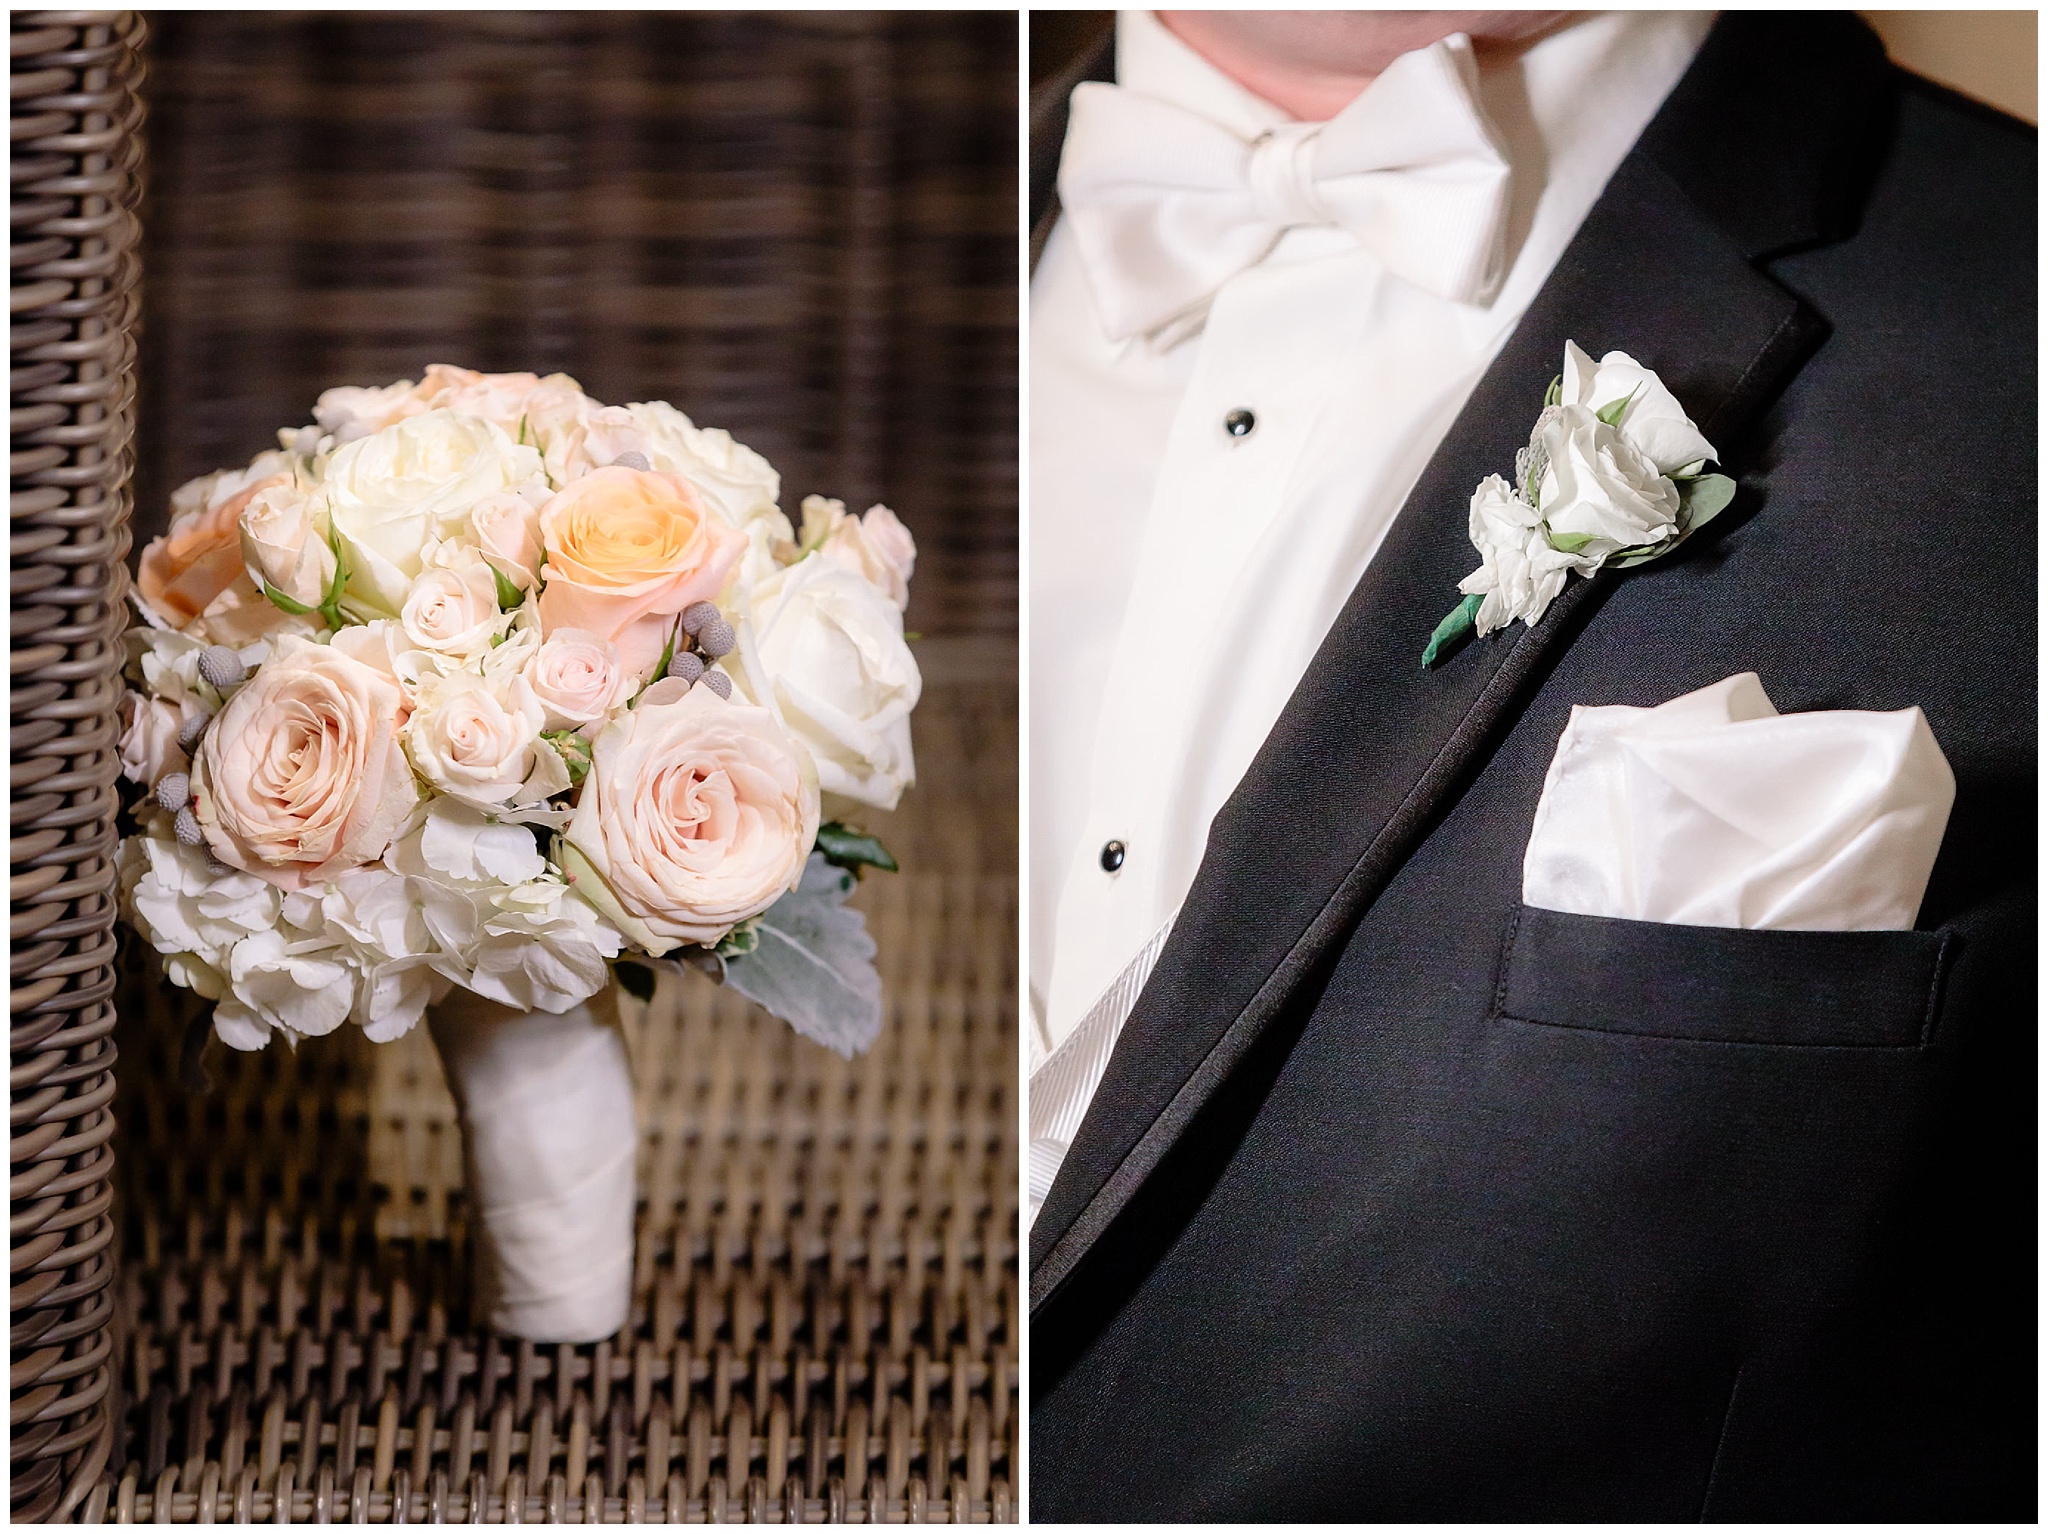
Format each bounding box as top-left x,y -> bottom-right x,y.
1423,341 -> 1737,667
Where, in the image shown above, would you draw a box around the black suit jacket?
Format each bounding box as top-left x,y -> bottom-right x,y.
1030,14 -> 2036,1521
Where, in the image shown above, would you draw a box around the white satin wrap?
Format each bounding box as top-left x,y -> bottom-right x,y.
1523,672 -> 1955,931
428,987 -> 637,1342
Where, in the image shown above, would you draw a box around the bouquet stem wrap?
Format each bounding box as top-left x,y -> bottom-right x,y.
428,986 -> 637,1342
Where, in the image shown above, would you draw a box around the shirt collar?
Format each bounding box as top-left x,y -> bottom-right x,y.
1114,8 -> 1288,140
1112,10 -> 1714,181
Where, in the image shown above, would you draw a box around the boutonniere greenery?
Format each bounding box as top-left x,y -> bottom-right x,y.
1422,341 -> 1736,668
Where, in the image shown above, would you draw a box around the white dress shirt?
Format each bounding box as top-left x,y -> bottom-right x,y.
1028,10 -> 1713,1221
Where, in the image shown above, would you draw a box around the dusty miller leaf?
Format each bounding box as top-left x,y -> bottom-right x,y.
720,853 -> 882,1058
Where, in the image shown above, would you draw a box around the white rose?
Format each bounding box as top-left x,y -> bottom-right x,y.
1457,474 -> 1591,636
1559,341 -> 1717,478
405,669 -> 567,811
238,481 -> 336,609
735,554 -> 920,812
471,491 -> 545,589
574,400 -> 786,532
325,410 -> 544,615
1535,403 -> 1682,557
313,378 -> 426,444
119,694 -> 186,787
215,929 -> 356,1048
523,629 -> 633,730
802,496 -> 916,611
401,564 -> 504,658
560,684 -> 819,952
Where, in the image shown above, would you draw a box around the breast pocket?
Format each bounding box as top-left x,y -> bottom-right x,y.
1492,904 -> 1955,1050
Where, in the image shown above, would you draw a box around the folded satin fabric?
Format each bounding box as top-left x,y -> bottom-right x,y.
1523,672 -> 1955,931
429,989 -> 638,1342
1057,32 -> 1512,342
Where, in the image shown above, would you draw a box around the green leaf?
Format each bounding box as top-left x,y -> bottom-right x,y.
815,821 -> 899,875
518,415 -> 531,447
633,619 -> 683,706
1608,538 -> 1678,570
1594,385 -> 1641,429
714,917 -> 761,959
1546,529 -> 1600,554
1543,375 -> 1562,408
613,959 -> 656,1004
1421,592 -> 1483,670
492,565 -> 525,611
318,521 -> 353,629
1678,472 -> 1737,532
258,577 -> 319,617
544,730 -> 591,785
324,521 -> 349,607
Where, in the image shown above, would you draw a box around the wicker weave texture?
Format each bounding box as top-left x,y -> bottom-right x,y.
133,11 -> 1017,641
11,11 -> 147,1522
98,652 -> 1017,1523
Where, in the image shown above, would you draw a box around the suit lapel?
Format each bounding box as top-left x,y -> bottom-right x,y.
1030,14 -> 1893,1312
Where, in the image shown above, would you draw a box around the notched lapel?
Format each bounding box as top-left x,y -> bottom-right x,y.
1032,141 -> 1842,1310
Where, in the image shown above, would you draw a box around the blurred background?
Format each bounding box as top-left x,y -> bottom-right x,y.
96,11 -> 1017,1523
1029,10 -> 2040,124
138,10 -> 1016,642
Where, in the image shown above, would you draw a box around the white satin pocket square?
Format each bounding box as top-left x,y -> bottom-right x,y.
1523,672 -> 1955,931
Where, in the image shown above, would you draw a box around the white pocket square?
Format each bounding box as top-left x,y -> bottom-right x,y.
1523,672 -> 1955,932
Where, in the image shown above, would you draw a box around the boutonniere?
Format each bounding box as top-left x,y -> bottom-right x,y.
1422,341 -> 1736,667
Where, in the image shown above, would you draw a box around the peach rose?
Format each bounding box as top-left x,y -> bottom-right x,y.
192,635 -> 419,889
559,682 -> 818,952
536,467 -> 744,677
139,472 -> 289,628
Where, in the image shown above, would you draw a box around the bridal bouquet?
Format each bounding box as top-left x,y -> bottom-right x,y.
116,365 -> 922,1337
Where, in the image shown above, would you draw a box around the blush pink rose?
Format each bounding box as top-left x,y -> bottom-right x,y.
119,694 -> 187,787
191,635 -> 418,889
559,683 -> 818,952
536,467 -> 744,677
524,629 -> 633,730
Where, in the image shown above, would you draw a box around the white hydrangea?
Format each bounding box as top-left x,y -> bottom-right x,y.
121,827 -> 281,989
387,802 -> 623,1014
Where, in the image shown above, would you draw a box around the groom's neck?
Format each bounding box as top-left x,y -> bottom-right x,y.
1155,10 -> 1578,122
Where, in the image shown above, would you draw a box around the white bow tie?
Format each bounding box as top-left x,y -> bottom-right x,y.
1057,34 -> 1515,344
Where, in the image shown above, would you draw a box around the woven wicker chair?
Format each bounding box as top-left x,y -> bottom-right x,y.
12,12 -> 1017,1522
12,12 -> 146,1521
